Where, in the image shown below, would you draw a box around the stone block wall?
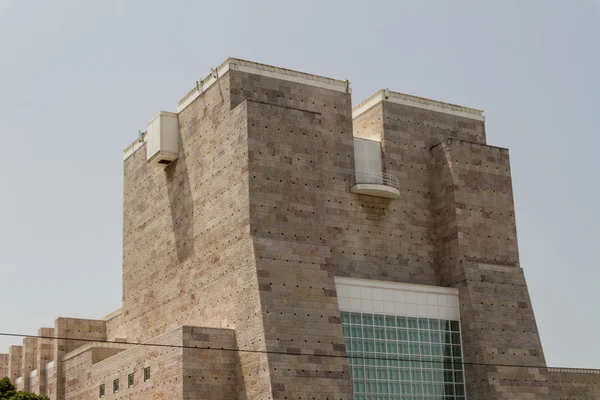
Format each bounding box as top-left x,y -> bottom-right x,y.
548,369 -> 600,399
8,345 -> 22,385
0,353 -> 7,379
181,326 -> 237,400
431,139 -> 520,280
121,73 -> 269,399
62,325 -> 236,400
2,58 -> 598,399
47,317 -> 107,400
239,70 -> 354,399
34,327 -> 55,396
21,336 -> 36,392
352,102 -> 382,142
103,309 -> 126,342
63,328 -> 181,400
430,138 -> 547,398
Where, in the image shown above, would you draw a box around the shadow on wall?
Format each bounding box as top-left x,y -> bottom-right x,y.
165,131 -> 195,263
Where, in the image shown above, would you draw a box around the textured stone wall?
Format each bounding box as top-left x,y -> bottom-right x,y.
238,70 -> 354,399
63,328 -> 181,400
121,73 -> 270,399
33,327 -> 55,396
181,326 -> 237,400
431,138 -> 547,398
21,336 -> 36,392
0,353 -> 8,379
47,318 -> 107,400
3,59 -> 597,399
352,102 -> 382,142
232,68 -> 549,399
104,310 -> 126,342
8,345 -> 22,384
62,325 -> 236,400
548,369 -> 600,399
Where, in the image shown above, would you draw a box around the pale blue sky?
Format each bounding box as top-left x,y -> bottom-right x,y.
0,0 -> 598,368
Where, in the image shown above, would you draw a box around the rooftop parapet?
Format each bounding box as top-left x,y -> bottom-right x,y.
177,57 -> 350,112
124,58 -> 350,160
548,367 -> 600,375
353,89 -> 484,121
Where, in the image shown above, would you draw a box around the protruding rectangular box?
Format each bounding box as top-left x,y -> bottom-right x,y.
146,111 -> 179,168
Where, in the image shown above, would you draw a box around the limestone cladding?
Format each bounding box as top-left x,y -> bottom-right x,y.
33,327 -> 55,396
0,354 -> 7,381
8,345 -> 22,385
121,74 -> 269,399
2,58 -> 598,399
47,318 -> 107,400
548,369 -> 600,399
21,337 -> 36,392
62,326 -> 236,400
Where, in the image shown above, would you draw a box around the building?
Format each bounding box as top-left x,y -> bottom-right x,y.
1,57 -> 599,399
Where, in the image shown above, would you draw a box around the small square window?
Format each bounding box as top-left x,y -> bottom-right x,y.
128,373 -> 134,388
113,379 -> 119,393
144,367 -> 151,382
99,384 -> 105,398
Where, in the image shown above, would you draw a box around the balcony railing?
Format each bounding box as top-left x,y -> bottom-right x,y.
350,172 -> 400,199
352,172 -> 400,189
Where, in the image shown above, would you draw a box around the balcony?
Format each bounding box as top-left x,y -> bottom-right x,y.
351,172 -> 400,199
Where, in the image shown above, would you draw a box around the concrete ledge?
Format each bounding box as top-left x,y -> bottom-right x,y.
101,308 -> 122,321
351,183 -> 400,199
178,57 -> 350,112
63,342 -> 134,363
353,89 -> 485,121
549,367 -> 600,375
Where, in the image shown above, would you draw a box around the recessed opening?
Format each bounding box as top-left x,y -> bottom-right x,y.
158,159 -> 172,165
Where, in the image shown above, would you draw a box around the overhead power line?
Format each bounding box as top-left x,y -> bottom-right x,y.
0,331 -> 557,370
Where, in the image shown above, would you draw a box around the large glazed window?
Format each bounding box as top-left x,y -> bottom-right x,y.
335,277 -> 466,400
341,312 -> 465,399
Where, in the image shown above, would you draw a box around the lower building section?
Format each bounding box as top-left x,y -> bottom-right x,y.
63,326 -> 236,400
3,279 -> 600,399
548,368 -> 600,399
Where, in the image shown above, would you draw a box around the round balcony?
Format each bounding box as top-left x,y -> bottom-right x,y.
350,172 -> 400,199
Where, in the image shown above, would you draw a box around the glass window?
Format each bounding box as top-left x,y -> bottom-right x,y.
340,311 -> 466,399
144,367 -> 151,382
113,379 -> 119,393
99,384 -> 105,398
128,373 -> 134,388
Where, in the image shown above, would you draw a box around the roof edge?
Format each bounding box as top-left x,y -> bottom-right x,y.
177,57 -> 350,112
353,89 -> 485,121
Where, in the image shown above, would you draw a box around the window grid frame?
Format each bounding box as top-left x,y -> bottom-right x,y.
342,311 -> 467,400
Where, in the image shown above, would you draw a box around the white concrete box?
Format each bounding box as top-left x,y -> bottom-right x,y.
146,111 -> 179,168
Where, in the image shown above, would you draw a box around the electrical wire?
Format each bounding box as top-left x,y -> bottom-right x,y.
0,331 -> 561,370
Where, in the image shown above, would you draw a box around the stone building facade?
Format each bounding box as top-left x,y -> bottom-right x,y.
1,58 -> 598,399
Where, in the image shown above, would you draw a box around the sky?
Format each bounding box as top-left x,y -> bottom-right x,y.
0,0 -> 598,369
